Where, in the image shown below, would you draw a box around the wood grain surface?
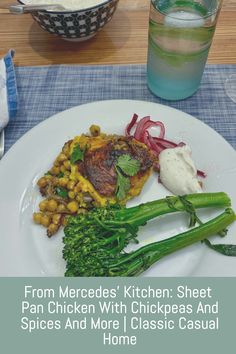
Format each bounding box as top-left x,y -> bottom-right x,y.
0,0 -> 236,66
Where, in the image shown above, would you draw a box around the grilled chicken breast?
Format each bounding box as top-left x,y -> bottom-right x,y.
70,127 -> 155,202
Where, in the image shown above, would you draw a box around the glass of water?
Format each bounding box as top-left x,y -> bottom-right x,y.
147,0 -> 223,100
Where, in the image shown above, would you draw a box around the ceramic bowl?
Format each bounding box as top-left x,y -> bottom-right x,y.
18,0 -> 119,41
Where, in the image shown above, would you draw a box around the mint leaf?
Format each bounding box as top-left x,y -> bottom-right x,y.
70,145 -> 85,164
116,168 -> 131,201
116,154 -> 140,176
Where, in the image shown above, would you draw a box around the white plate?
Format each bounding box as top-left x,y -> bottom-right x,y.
0,100 -> 236,277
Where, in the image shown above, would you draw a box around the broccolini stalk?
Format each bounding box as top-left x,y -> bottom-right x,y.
63,192 -> 230,263
64,208 -> 235,277
116,192 -> 231,227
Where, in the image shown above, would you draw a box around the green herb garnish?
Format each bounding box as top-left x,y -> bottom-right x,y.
55,187 -> 68,199
116,154 -> 140,176
58,172 -> 64,178
115,154 -> 140,200
116,168 -> 131,201
70,145 -> 85,164
203,239 -> 236,257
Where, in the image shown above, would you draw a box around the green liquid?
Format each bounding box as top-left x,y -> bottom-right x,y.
147,2 -> 216,100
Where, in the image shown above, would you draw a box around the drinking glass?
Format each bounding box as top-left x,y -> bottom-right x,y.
147,0 -> 223,100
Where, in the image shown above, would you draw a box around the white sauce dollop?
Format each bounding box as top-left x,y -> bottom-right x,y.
159,145 -> 202,195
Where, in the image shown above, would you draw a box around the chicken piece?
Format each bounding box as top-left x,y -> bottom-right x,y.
77,136 -> 154,198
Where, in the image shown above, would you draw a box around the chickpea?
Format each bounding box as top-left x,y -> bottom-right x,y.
37,177 -> 48,188
47,199 -> 58,212
67,181 -> 76,190
63,160 -> 71,170
68,191 -> 75,199
33,212 -> 42,224
53,160 -> 60,167
45,174 -> 52,180
57,204 -> 66,213
51,166 -> 60,175
60,166 -> 66,173
64,171 -> 70,177
47,223 -> 58,236
39,200 -> 48,212
41,215 -> 51,227
58,177 -> 69,187
57,153 -> 67,162
90,124 -> 101,137
52,214 -> 61,225
67,201 -> 79,213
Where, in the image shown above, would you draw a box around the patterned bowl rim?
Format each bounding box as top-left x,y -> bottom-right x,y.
17,0 -> 118,14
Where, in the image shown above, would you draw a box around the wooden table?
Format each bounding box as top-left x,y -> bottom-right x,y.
0,0 -> 236,66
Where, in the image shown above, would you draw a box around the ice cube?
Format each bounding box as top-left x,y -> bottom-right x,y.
165,11 -> 205,28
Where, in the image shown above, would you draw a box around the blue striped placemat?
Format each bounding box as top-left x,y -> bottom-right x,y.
4,64 -> 236,152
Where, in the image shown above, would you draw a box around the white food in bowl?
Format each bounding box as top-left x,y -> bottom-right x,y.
159,145 -> 202,195
22,0 -> 109,11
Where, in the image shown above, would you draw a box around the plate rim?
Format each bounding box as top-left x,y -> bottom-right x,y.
0,99 -> 236,276
1,99 -> 235,166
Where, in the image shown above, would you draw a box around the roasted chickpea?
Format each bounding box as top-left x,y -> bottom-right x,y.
47,199 -> 58,212
60,166 -> 66,173
63,160 -> 71,170
90,124 -> 101,137
58,177 -> 69,187
53,160 -> 60,167
33,212 -> 42,224
67,201 -> 79,213
41,215 -> 51,227
39,200 -> 48,212
37,177 -> 48,188
51,166 -> 60,175
47,223 -> 58,236
68,191 -> 75,199
57,153 -> 67,162
52,214 -> 61,225
67,181 -> 76,190
57,204 -> 67,213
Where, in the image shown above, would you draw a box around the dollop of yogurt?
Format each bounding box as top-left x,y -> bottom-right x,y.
159,145 -> 202,195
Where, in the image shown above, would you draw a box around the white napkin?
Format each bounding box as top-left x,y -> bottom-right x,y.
0,50 -> 18,132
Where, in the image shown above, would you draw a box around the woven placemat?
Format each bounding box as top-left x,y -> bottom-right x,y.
5,64 -> 236,152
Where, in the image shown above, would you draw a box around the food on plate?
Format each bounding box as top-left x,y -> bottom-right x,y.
33,125 -> 156,236
159,145 -> 202,195
33,113 -> 207,237
126,113 -> 206,178
63,192 -> 235,276
30,113 -> 236,277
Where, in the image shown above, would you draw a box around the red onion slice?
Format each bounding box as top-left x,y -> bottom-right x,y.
125,113 -> 138,137
125,113 -> 206,178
